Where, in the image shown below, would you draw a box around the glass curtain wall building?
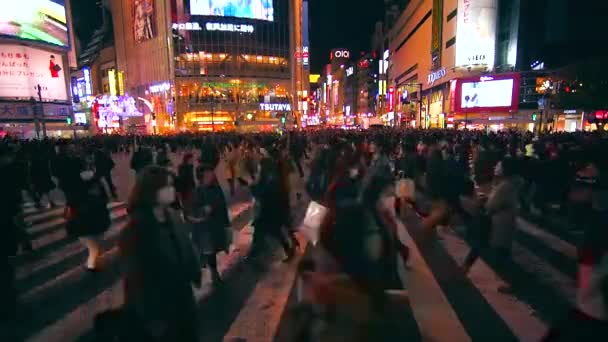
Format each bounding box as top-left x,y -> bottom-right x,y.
172,0 -> 291,131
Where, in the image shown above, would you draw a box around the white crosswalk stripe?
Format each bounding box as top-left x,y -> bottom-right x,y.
404,206 -> 581,341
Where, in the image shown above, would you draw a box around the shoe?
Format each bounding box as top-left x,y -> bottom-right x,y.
85,267 -> 100,274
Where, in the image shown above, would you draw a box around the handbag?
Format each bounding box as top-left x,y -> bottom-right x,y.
299,201 -> 328,246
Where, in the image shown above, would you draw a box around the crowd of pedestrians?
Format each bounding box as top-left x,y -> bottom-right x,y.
0,128 -> 606,341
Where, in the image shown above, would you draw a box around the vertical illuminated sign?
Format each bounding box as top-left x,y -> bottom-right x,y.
117,71 -> 125,95
455,0 -> 497,68
388,87 -> 394,111
83,68 -> 92,95
108,69 -> 117,96
302,0 -> 310,69
431,0 -> 443,69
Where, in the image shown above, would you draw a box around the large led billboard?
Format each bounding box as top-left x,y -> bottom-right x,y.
455,0 -> 497,69
190,0 -> 274,21
0,45 -> 68,101
0,0 -> 69,48
453,73 -> 520,113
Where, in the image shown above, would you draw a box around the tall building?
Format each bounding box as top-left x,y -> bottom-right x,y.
110,0 -> 307,133
0,0 -> 75,138
389,0 -> 527,130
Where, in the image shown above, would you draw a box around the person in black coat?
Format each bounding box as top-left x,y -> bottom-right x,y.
94,147 -> 117,199
130,146 -> 153,174
65,161 -> 111,271
188,164 -> 231,285
0,145 -> 21,337
250,157 -> 295,262
176,153 -> 196,213
120,166 -> 201,341
54,144 -> 85,209
29,144 -> 57,208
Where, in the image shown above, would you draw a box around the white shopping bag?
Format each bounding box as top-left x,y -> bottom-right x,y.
299,201 -> 328,246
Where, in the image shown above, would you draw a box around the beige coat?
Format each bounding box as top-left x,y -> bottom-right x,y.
486,178 -> 519,249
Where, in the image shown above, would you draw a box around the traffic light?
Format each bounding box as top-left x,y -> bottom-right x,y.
532,113 -> 537,121
280,116 -> 286,124
66,117 -> 72,125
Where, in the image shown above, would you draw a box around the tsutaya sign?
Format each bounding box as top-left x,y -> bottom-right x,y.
259,103 -> 292,111
427,67 -> 447,85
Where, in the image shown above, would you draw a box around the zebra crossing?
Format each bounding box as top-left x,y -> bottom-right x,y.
396,201 -> 581,342
13,198 -> 258,342
12,194 -> 583,341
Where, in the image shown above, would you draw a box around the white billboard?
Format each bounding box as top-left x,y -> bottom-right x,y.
455,0 -> 497,69
0,45 -> 68,101
461,78 -> 514,108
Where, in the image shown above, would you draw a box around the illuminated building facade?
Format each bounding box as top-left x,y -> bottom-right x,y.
111,0 -> 308,132
389,0 -> 530,130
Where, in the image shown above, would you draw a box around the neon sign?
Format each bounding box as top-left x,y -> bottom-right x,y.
149,82 -> 170,93
172,22 -> 202,31
206,23 -> 254,33
332,50 -> 350,59
259,103 -> 292,111
83,68 -> 92,96
346,66 -> 354,77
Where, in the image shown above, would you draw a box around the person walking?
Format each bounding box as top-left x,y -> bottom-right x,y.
65,161 -> 112,272
250,157 -> 295,262
29,144 -> 57,208
188,164 -> 231,285
176,153 -> 197,213
0,145 -> 22,340
486,158 -> 520,267
94,147 -> 118,199
120,166 -> 201,341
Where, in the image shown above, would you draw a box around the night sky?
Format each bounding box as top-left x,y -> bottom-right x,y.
70,0 -> 385,72
308,0 -> 385,72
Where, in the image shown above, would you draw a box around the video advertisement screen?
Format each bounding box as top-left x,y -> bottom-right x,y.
190,0 -> 274,21
454,73 -> 520,113
0,0 -> 69,48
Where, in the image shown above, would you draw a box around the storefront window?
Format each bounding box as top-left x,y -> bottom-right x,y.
176,80 -> 289,106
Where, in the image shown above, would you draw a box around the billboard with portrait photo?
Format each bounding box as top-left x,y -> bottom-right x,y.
0,0 -> 69,48
0,45 -> 68,101
133,0 -> 156,43
455,0 -> 497,68
454,73 -> 520,113
190,0 -> 274,21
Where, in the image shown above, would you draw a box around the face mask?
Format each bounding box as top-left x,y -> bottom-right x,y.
349,168 -> 359,178
80,170 -> 94,181
494,162 -> 503,177
157,186 -> 176,206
